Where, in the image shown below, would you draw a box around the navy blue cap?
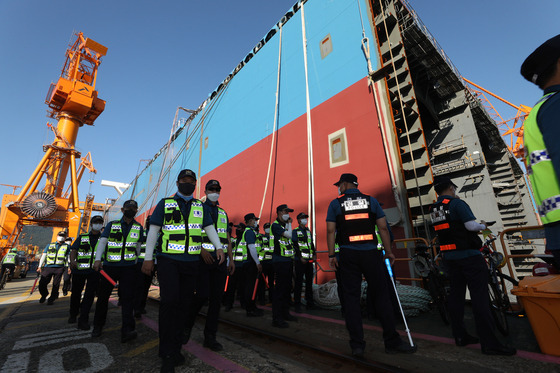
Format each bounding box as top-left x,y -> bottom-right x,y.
334,173 -> 358,186
177,169 -> 196,181
244,213 -> 259,222
521,34 -> 560,85
276,204 -> 294,213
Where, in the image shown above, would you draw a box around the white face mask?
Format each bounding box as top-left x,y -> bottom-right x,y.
264,228 -> 270,234
92,223 -> 103,231
300,219 -> 308,225
253,221 -> 258,228
338,186 -> 342,195
57,236 -> 65,242
282,214 -> 290,221
207,192 -> 220,202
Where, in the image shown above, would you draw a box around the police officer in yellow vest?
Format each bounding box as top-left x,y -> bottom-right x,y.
92,199 -> 144,342
327,173 -> 415,357
184,179 -> 234,351
521,34 -> 560,269
141,169 -> 225,373
271,204 -> 298,328
38,231 -> 70,305
256,222 -> 274,304
292,212 -> 316,312
1,247 -> 18,282
68,215 -> 103,330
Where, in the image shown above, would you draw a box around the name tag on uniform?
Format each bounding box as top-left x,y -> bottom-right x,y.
193,210 -> 202,217
343,198 -> 368,211
430,210 -> 446,223
220,217 -> 226,223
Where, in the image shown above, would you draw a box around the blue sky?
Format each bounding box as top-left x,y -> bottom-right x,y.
0,0 -> 558,205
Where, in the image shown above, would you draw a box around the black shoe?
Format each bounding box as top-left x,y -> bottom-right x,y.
134,312 -> 142,319
481,345 -> 517,356
246,308 -> 264,317
39,296 -> 46,304
160,356 -> 175,373
294,304 -> 302,313
385,342 -> 417,354
455,334 -> 479,347
352,347 -> 365,358
141,309 -> 147,315
181,327 -> 192,345
121,330 -> 138,343
272,320 -> 289,328
284,314 -> 298,322
306,303 -> 317,310
91,326 -> 102,338
77,322 -> 91,331
47,299 -> 55,305
204,338 -> 224,352
68,316 -> 77,324
224,305 -> 232,312
173,352 -> 185,366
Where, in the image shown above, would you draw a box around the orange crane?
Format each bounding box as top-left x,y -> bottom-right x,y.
0,32 -> 107,254
463,78 -> 532,159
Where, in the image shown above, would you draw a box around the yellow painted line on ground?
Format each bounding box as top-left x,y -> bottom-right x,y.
15,305 -> 67,316
5,317 -> 67,331
104,325 -> 122,332
122,338 -> 159,357
0,303 -> 18,323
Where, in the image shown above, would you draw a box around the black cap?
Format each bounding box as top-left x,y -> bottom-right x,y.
205,179 -> 221,190
521,34 -> 560,85
263,223 -> 271,229
244,213 -> 260,222
177,169 -> 196,181
90,215 -> 104,223
297,213 -> 309,220
334,173 -> 358,186
276,204 -> 294,213
433,176 -> 458,194
57,231 -> 67,237
123,200 -> 138,209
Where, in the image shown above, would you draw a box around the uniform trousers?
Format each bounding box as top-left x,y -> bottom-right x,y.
444,254 -> 503,349
39,267 -> 64,301
93,265 -> 136,335
257,261 -> 274,303
272,260 -> 293,322
69,271 -> 100,324
339,249 -> 401,350
224,261 -> 246,308
134,261 -> 154,314
294,259 -> 314,306
185,257 -> 227,339
1,263 -> 15,280
62,267 -> 72,293
335,264 -> 345,314
157,256 -> 198,358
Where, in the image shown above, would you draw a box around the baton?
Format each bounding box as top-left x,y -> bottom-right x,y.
100,269 -> 117,287
30,273 -> 40,295
252,277 -> 259,301
260,272 -> 269,289
224,275 -> 229,292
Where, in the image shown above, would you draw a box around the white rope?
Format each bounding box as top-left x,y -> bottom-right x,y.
258,27 -> 283,220
301,3 -> 317,244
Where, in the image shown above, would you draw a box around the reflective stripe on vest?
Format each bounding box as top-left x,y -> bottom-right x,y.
46,243 -> 69,266
139,231 -> 147,260
258,234 -> 273,261
106,222 -> 141,263
161,198 -> 203,255
201,207 -> 228,252
235,227 -> 253,262
271,220 -> 293,258
3,252 -> 16,264
294,227 -> 314,259
525,91 -> 560,224
77,234 -> 96,270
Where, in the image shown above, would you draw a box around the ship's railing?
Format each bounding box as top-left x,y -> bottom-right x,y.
393,237 -> 430,283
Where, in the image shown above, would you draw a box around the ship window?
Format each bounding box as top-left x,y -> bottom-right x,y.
320,34 -> 332,59
328,128 -> 349,168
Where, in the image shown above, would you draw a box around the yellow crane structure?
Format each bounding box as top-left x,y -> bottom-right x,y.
0,32 -> 107,255
463,78 -> 532,159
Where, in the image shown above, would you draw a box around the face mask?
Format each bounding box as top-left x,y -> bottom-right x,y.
253,221 -> 258,228
282,214 -> 290,221
92,223 -> 103,231
123,209 -> 136,218
264,228 -> 270,234
301,219 -> 308,225
178,182 -> 196,196
207,193 -> 220,202
338,186 -> 342,195
57,236 -> 65,242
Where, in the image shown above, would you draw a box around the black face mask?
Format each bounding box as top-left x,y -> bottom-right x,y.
123,209 -> 136,218
178,182 -> 196,196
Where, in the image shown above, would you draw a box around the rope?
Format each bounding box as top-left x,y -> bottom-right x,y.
258,26 -> 283,220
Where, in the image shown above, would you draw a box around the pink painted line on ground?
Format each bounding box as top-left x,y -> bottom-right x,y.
108,298 -> 251,372
259,305 -> 560,364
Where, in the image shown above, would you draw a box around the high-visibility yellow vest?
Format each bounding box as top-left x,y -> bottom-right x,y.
293,227 -> 314,259
76,234 -> 97,270
271,220 -> 294,258
105,222 -> 141,263
201,206 -> 229,252
161,198 -> 203,255
46,243 -> 69,266
2,251 -> 17,264
258,234 -> 273,261
234,227 -> 252,262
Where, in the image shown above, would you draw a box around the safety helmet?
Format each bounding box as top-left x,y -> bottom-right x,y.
10,247 -> 17,253
532,262 -> 559,276
490,252 -> 507,269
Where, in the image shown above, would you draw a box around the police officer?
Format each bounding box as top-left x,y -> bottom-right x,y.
256,223 -> 274,304
241,213 -> 264,316
62,237 -> 73,296
431,176 -> 516,355
292,212 -> 316,312
38,231 -> 70,305
521,34 -> 560,269
141,169 -> 225,373
326,173 -> 415,357
1,248 -> 18,281
68,216 -> 103,330
184,179 -> 234,351
92,200 -> 143,342
224,222 -> 248,312
134,215 -> 155,318
271,204 -> 298,328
